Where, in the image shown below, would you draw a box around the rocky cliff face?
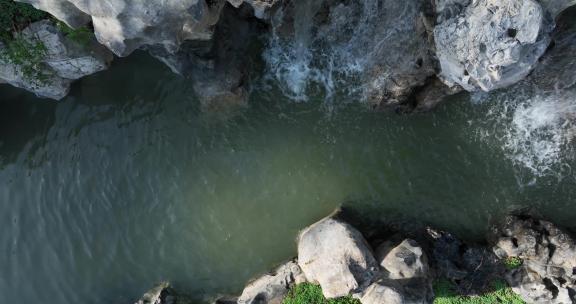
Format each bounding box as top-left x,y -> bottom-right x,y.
2,0 -> 575,109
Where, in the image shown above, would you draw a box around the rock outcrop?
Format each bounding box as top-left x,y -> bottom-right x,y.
17,0 -> 228,57
491,216 -> 576,304
434,0 -> 554,92
297,217 -> 378,299
0,20 -> 112,100
237,260 -> 307,304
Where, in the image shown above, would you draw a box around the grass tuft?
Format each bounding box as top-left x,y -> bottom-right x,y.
433,279 -> 525,304
503,257 -> 523,270
283,283 -> 360,304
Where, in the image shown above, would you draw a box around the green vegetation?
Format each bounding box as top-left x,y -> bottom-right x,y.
283,283 -> 360,304
504,257 -> 523,270
433,279 -> 525,304
0,0 -> 47,37
0,0 -> 50,83
56,21 -> 93,46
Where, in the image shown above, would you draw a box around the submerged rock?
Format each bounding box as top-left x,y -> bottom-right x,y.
434,0 -> 554,92
491,216 -> 576,304
297,217 -> 378,298
0,20 -> 112,100
237,260 -> 307,304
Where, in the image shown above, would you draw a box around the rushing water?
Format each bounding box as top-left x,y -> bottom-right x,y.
1,52 -> 576,304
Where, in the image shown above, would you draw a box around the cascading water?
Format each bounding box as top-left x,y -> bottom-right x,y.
263,0 -> 431,104
474,87 -> 576,178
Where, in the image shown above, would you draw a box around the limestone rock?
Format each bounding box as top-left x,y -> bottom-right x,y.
238,260 -> 307,304
297,217 -> 378,299
491,216 -> 576,304
17,0 -> 228,56
0,20 -> 112,100
434,0 -> 554,92
376,239 -> 429,280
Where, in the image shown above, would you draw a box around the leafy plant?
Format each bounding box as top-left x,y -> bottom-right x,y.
433,279 -> 525,304
503,257 -> 523,270
283,283 -> 360,304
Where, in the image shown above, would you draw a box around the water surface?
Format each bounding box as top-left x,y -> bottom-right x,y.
1,52 -> 576,304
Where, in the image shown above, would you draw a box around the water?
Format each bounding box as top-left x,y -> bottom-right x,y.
1,52 -> 576,304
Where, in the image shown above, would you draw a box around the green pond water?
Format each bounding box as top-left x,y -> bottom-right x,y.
1,52 -> 576,304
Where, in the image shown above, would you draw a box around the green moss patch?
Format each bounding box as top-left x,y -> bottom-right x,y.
433,279 -> 525,304
283,283 -> 360,304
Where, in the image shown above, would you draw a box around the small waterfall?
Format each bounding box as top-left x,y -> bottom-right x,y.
263,0 -> 424,103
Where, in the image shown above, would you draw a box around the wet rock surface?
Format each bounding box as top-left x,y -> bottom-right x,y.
491,215 -> 576,304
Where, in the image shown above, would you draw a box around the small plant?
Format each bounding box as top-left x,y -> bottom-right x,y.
283,283 -> 360,304
503,257 -> 523,270
433,279 -> 525,304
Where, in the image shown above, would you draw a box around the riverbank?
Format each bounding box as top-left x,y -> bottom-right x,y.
136,210 -> 576,304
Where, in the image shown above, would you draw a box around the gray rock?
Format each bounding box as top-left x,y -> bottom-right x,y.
0,20 -> 113,100
135,282 -> 170,304
434,0 -> 554,92
17,0 -> 228,56
376,239 -> 430,280
16,0 -> 277,57
359,281 -> 404,304
238,260 -> 307,304
297,217 -> 378,299
361,238 -> 433,304
491,216 -> 576,304
360,278 -> 433,304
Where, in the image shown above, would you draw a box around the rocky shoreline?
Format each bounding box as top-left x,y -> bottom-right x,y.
135,211 -> 576,304
0,0 -> 575,112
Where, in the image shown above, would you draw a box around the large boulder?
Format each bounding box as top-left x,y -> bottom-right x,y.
297,217 -> 378,299
491,216 -> 576,304
434,0 -> 554,92
0,20 -> 113,100
237,260 -> 307,304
